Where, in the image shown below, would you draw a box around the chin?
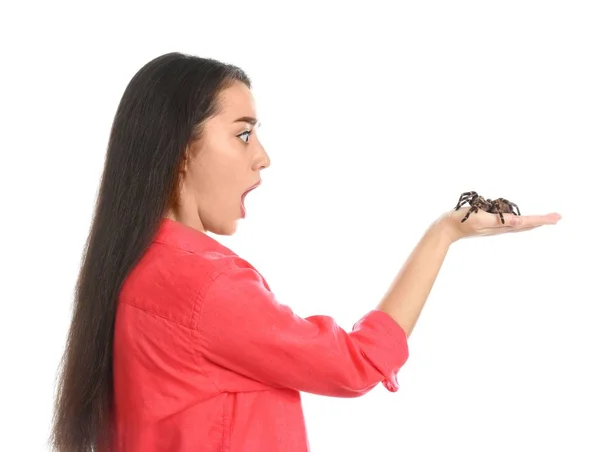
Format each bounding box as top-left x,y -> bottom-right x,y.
209,221 -> 238,236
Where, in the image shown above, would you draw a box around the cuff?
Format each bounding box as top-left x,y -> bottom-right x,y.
352,309 -> 410,392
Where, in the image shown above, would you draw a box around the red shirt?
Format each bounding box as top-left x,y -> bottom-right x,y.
112,217 -> 410,451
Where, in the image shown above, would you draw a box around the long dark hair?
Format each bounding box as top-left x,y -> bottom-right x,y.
50,52 -> 251,452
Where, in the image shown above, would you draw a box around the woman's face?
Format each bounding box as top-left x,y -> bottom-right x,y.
166,81 -> 270,235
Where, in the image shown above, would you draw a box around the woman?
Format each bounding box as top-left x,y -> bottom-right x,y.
50,52 -> 561,452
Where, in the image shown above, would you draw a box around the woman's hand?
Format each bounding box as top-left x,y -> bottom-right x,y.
437,206 -> 562,244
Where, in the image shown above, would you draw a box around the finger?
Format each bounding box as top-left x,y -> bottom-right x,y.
505,225 -> 542,233
510,213 -> 562,228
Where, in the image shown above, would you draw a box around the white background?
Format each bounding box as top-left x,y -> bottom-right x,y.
1,1 -> 599,450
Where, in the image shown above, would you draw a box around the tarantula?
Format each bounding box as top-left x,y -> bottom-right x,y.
454,191 -> 521,224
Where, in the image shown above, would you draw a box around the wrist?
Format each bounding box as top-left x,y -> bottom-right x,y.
431,213 -> 459,247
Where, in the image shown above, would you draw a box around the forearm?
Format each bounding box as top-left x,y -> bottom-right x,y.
376,218 -> 453,338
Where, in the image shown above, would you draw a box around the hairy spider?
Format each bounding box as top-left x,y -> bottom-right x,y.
454,191 -> 521,224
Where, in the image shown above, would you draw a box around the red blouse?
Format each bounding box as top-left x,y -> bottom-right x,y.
112,218 -> 409,451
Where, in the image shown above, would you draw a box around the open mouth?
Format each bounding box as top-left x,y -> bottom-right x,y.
240,181 -> 261,217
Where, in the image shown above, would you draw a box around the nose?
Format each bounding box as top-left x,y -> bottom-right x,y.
254,143 -> 271,171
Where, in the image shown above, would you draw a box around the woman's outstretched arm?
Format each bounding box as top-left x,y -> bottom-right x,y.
194,208 -> 559,397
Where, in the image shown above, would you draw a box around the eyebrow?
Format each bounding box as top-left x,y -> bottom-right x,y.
233,116 -> 261,127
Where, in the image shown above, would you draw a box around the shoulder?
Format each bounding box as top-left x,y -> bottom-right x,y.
119,237 -> 270,328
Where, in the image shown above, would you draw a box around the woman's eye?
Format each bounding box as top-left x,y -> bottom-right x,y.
238,130 -> 251,143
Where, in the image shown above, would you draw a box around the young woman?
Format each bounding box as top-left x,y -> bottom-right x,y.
50,52 -> 561,452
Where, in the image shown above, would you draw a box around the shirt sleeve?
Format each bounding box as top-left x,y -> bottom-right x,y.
194,265 -> 409,397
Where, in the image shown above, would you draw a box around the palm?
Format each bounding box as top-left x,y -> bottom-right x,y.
440,207 -> 561,242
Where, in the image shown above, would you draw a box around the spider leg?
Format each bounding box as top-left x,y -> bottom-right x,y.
461,206 -> 479,222
498,198 -> 521,216
489,199 -> 505,224
455,198 -> 471,210
455,191 -> 477,210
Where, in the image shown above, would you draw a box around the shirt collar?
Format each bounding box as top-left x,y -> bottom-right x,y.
153,217 -> 236,256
